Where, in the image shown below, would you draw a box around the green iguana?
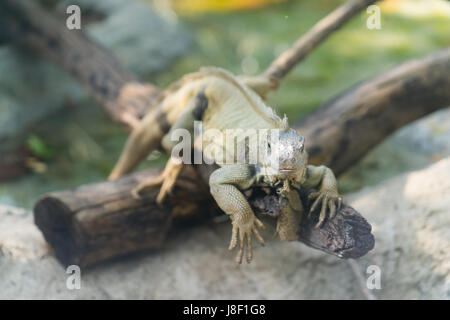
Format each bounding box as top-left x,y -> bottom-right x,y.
109,67 -> 342,264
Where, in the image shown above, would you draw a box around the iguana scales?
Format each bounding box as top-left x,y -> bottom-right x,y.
109,67 -> 342,264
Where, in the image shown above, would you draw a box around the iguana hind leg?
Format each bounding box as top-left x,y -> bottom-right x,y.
109,107 -> 167,180
209,164 -> 265,264
132,158 -> 183,204
133,99 -> 197,203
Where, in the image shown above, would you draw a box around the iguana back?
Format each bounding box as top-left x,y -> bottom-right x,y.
109,67 -> 287,179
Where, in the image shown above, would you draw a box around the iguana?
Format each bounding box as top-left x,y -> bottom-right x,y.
109,67 -> 342,264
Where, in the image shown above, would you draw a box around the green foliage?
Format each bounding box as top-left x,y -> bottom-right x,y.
26,134 -> 54,160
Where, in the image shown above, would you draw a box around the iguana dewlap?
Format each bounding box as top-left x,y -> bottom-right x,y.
109,67 -> 342,264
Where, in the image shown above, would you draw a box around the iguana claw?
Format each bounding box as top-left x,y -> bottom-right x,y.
308,191 -> 342,228
132,159 -> 183,204
229,215 -> 265,264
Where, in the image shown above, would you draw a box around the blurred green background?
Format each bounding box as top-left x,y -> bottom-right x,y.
1,0 -> 449,208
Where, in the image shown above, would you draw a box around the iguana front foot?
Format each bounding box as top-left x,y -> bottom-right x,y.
229,214 -> 266,264
132,159 -> 183,204
308,191 -> 343,228
209,164 -> 266,264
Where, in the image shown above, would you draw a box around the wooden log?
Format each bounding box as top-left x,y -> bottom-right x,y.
34,166 -> 374,267
34,167 -> 212,267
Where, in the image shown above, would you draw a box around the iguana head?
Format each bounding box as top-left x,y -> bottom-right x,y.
265,129 -> 308,181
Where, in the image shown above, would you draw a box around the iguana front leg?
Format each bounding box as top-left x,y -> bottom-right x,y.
209,165 -> 265,264
301,165 -> 343,228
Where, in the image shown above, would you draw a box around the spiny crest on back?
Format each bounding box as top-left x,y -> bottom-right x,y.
198,66 -> 288,129
280,114 -> 289,130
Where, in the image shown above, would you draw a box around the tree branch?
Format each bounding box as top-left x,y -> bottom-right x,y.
263,0 -> 379,82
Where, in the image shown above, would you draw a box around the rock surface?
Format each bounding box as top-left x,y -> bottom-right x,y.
0,0 -> 191,154
1,158 -> 449,299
